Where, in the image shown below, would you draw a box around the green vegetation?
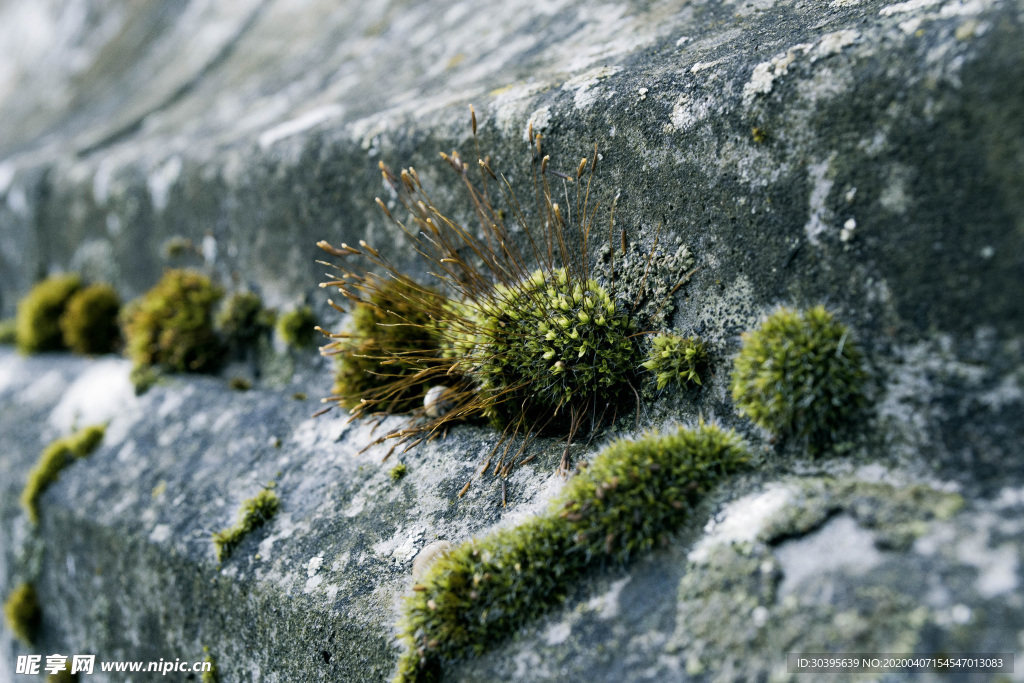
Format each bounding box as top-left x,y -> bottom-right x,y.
394,423 -> 749,682
228,377 -> 252,392
276,305 -> 317,348
0,318 -> 16,344
59,283 -> 121,355
642,333 -> 708,389
15,274 -> 81,354
216,291 -> 274,351
212,487 -> 280,563
201,646 -> 218,683
456,269 -> 638,424
4,582 -> 41,645
21,425 -> 106,525
121,269 -> 224,374
333,278 -> 443,413
389,463 -> 408,481
730,306 -> 866,451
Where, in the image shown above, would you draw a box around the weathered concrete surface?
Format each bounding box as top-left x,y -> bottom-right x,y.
1,0 -> 1024,680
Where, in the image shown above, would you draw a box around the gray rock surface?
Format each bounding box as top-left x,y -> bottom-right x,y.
1,0 -> 1023,680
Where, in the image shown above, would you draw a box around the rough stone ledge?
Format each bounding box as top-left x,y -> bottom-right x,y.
1,0 -> 1023,679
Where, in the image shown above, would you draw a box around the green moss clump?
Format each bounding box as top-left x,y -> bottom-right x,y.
59,283 -> 121,355
212,487 -> 280,563
216,291 -> 274,351
201,646 -> 218,683
641,333 -> 708,389
394,423 -> 749,681
333,278 -> 443,412
0,318 -> 16,344
454,269 -> 638,423
389,463 -> 408,481
121,269 -> 224,373
4,582 -> 41,645
730,306 -> 866,450
228,376 -> 252,392
276,305 -> 318,349
15,274 -> 81,354
20,424 -> 106,525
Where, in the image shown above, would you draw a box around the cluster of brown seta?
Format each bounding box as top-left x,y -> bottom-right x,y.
316,107 -> 646,487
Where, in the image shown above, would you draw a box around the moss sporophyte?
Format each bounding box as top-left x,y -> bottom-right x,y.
393,423 -> 750,682
316,108 -> 671,478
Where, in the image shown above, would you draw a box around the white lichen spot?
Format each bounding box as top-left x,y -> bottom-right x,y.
562,66 -> 620,111
258,104 -> 345,150
879,0 -> 943,16
689,486 -> 794,563
691,58 -> 726,73
775,516 -> 883,596
147,156 -> 182,213
812,30 -> 859,60
803,156 -> 835,245
373,525 -> 425,565
840,217 -> 857,242
670,92 -> 715,131
586,576 -> 631,619
149,524 -> 172,543
742,44 -> 812,106
303,574 -> 324,593
637,87 -> 648,100
307,554 -> 324,578
544,621 -> 572,646
49,358 -> 134,432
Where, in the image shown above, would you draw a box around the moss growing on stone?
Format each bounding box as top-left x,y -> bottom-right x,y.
201,646 -> 218,683
121,269 -> 224,374
129,365 -> 160,396
216,291 -> 274,351
15,274 -> 81,354
394,423 -> 749,681
333,278 -> 444,413
276,306 -> 317,348
0,318 -> 16,344
228,376 -> 252,392
21,424 -> 106,525
4,582 -> 41,645
389,463 -> 408,481
212,487 -> 280,563
641,333 -> 708,389
730,306 -> 866,450
59,283 -> 121,355
454,268 -> 638,426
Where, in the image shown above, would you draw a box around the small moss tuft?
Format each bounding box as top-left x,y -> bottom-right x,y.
276,306 -> 317,348
394,423 -> 749,681
21,425 -> 106,525
641,333 -> 708,390
228,376 -> 252,392
4,582 -> 41,645
201,646 -> 218,683
129,365 -> 161,396
730,306 -> 866,450
59,283 -> 121,355
333,278 -> 443,413
15,274 -> 81,354
389,463 -> 408,481
216,291 -> 274,351
121,269 -> 224,374
212,487 -> 280,563
0,318 -> 16,344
